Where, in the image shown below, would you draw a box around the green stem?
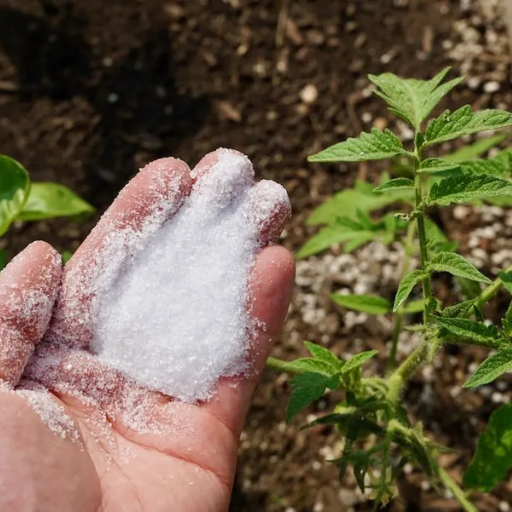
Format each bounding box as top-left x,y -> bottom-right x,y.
387,222 -> 417,374
266,356 -> 303,374
435,466 -> 477,512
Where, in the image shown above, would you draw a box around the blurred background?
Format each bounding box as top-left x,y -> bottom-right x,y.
1,0 -> 512,510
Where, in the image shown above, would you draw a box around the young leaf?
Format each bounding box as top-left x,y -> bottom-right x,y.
0,154 -> 30,237
403,299 -> 425,314
307,180 -> 414,226
285,358 -> 338,377
393,270 -> 428,311
417,158 -> 461,175
368,68 -> 462,129
463,401 -> 512,492
308,129 -> 407,163
286,372 -> 337,423
434,317 -> 500,344
429,252 -> 491,284
19,183 -> 94,221
464,348 -> 512,388
425,106 -> 512,146
502,303 -> 512,337
341,350 -> 378,374
442,299 -> 477,318
427,173 -> 512,206
498,271 -> 512,295
330,294 -> 391,315
373,178 -> 414,193
296,225 -> 357,258
304,341 -> 342,371
444,133 -> 507,163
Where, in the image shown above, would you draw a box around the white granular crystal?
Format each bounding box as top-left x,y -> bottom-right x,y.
89,149 -> 289,402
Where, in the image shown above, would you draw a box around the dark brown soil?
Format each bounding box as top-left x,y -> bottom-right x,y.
2,0 -> 512,511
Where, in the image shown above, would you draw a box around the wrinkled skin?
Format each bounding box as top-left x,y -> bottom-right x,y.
0,150 -> 294,512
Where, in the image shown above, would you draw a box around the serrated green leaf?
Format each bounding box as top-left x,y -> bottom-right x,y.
425,106 -> 512,146
393,270 -> 428,312
459,158 -> 507,177
20,183 -> 94,221
434,316 -> 500,343
464,348 -> 512,388
304,341 -> 342,370
442,299 -> 477,318
373,178 -> 414,193
286,372 -> 337,423
444,133 -> 507,163
330,294 -> 391,314
0,155 -> 30,237
427,173 -> 512,206
464,401 -> 512,492
341,350 -> 378,374
503,302 -> 512,337
308,128 -> 407,163
418,158 -> 461,175
429,252 -> 491,284
307,181 -> 414,226
498,271 -> 512,295
368,68 -> 462,129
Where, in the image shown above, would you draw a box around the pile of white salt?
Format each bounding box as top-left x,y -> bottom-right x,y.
88,149 -> 289,402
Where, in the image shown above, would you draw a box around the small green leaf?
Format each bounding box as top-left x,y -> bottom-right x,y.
296,225 -> 356,258
393,270 -> 428,311
464,401 -> 512,492
368,68 -> 462,129
286,372 -> 337,423
425,106 -> 512,146
464,349 -> 512,388
285,358 -> 337,377
0,249 -> 6,271
308,129 -> 407,163
427,173 -> 512,206
502,302 -> 512,337
418,158 -> 461,175
442,299 -> 477,318
20,183 -> 94,221
330,294 -> 391,314
403,299 -> 425,314
429,252 -> 491,284
62,251 -> 73,264
307,180 -> 414,226
341,350 -> 378,374
498,271 -> 512,295
373,178 -> 414,193
434,316 -> 500,343
444,133 -> 507,163
304,341 -> 342,370
0,155 -> 30,236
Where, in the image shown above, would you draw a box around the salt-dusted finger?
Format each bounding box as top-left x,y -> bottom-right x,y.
201,245 -> 295,437
189,148 -> 254,212
47,158 -> 192,349
0,242 -> 61,384
244,179 -> 291,247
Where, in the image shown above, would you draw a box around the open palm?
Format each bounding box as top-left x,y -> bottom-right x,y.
0,150 -> 294,512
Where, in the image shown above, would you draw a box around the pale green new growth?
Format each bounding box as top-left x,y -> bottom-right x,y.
331,294 -> 391,314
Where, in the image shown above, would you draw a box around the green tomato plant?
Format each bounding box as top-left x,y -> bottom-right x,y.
0,154 -> 94,269
268,69 -> 512,510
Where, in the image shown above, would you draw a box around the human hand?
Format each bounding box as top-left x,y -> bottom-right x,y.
0,149 -> 294,512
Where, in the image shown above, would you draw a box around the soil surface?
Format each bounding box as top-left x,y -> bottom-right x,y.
2,0 -> 512,511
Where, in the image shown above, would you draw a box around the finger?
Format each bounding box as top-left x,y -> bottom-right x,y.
201,245 -> 295,437
0,242 -> 61,385
47,158 -> 192,349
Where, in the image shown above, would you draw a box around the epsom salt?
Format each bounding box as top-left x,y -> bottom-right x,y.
88,149 -> 289,402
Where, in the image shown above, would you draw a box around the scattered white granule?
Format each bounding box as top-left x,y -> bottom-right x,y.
17,384 -> 78,441
90,149 -> 289,402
